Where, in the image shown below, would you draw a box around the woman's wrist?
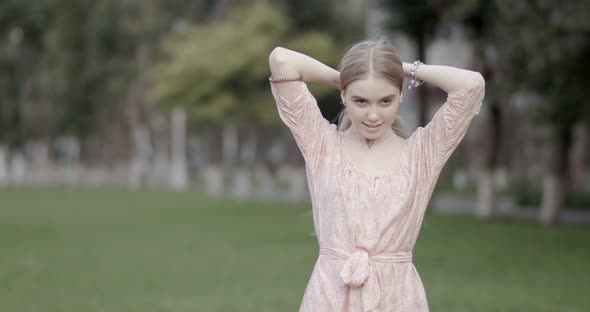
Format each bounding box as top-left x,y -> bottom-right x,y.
403,61 -> 425,90
402,62 -> 414,78
329,71 -> 341,90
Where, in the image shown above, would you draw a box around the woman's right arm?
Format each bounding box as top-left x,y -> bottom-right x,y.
268,47 -> 341,98
267,47 -> 339,175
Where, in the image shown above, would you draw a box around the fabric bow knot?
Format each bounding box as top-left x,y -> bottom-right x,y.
320,247 -> 413,312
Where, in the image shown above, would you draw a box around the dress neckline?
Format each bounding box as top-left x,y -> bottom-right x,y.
339,132 -> 408,179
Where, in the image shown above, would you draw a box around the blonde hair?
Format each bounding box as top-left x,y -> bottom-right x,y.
336,40 -> 410,139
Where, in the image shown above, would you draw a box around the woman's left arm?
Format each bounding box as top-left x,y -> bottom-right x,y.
403,62 -> 486,181
402,62 -> 484,93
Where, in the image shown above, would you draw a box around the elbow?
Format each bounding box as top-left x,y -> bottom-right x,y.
469,72 -> 486,91
269,47 -> 290,68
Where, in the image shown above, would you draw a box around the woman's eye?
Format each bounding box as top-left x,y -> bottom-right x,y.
355,100 -> 366,105
380,99 -> 392,106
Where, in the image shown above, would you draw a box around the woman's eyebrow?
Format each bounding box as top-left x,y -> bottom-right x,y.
380,94 -> 398,100
351,94 -> 397,100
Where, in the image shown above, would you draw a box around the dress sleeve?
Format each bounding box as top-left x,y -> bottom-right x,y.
414,75 -> 486,181
270,81 -> 334,175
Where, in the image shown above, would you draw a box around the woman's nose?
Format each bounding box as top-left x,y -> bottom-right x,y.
367,107 -> 379,121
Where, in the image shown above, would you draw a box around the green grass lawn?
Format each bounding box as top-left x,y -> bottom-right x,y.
1,186 -> 589,312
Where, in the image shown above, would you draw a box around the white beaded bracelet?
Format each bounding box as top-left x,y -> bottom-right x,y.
408,60 -> 424,90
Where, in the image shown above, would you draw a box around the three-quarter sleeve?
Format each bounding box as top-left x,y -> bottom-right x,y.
270,81 -> 335,175
414,75 -> 486,181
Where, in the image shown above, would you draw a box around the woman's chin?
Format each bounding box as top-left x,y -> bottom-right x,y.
361,128 -> 381,138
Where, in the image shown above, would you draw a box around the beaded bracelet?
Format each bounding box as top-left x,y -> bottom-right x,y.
268,75 -> 303,83
408,61 -> 424,90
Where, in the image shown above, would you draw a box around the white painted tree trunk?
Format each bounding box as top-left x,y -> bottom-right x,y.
169,107 -> 188,191
540,174 -> 563,224
452,169 -> 469,191
222,123 -> 238,168
278,165 -> 308,202
254,164 -> 276,199
55,137 -> 80,185
476,170 -> 495,219
150,150 -> 169,188
204,165 -> 224,196
0,145 -> 7,185
10,151 -> 26,184
147,112 -> 170,188
129,127 -> 152,191
494,167 -> 509,190
230,130 -> 257,199
240,131 -> 256,166
28,140 -> 51,184
231,168 -> 251,200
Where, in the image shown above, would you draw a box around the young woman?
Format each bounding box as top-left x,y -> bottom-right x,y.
268,40 -> 485,312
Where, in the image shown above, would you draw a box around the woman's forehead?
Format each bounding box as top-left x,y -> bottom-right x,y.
347,77 -> 400,98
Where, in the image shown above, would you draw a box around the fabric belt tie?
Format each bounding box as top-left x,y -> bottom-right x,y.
319,247 -> 413,312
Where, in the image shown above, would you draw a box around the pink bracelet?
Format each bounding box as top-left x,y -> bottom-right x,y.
268,75 -> 303,83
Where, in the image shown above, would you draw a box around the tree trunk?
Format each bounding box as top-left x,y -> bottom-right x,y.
0,145 -> 7,185
231,126 -> 257,199
200,124 -> 224,196
10,150 -> 26,185
28,139 -> 51,184
169,107 -> 188,191
476,170 -> 495,218
540,128 -> 572,225
476,101 -> 502,219
570,121 -> 588,191
204,165 -> 224,196
126,0 -> 154,190
129,126 -> 151,190
540,174 -> 564,225
146,110 -> 169,188
222,123 -> 239,170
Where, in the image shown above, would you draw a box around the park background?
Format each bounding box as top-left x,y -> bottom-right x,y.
1,0 -> 589,311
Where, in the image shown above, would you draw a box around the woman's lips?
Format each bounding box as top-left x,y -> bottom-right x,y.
363,122 -> 382,129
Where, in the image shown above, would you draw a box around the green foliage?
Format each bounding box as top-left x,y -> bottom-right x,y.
381,0 -> 442,40
44,0 -> 135,136
0,1 -> 52,144
150,3 -> 340,125
495,0 -> 590,130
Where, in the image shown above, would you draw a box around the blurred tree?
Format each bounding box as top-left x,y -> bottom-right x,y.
276,0 -> 364,44
0,1 -> 51,149
150,3 -> 339,163
444,0 -> 505,219
44,0 -> 135,162
380,0 -> 448,127
495,0 -> 590,224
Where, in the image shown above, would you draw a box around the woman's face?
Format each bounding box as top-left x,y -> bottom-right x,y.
341,76 -> 402,141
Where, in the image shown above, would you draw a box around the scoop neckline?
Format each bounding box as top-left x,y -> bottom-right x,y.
339,132 -> 408,179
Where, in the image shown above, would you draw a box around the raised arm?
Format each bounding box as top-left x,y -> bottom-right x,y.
267,47 -> 340,175
269,47 -> 341,97
403,62 -> 486,181
402,62 -> 484,93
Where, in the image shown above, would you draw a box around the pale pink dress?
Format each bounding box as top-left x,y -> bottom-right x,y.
270,77 -> 485,312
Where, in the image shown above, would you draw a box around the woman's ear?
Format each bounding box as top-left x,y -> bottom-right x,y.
340,90 -> 346,106
399,92 -> 403,103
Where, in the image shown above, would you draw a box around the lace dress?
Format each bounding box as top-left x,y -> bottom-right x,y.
270,77 -> 485,312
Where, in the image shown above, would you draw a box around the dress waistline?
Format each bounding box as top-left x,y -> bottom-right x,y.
318,247 -> 412,312
319,247 -> 412,263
